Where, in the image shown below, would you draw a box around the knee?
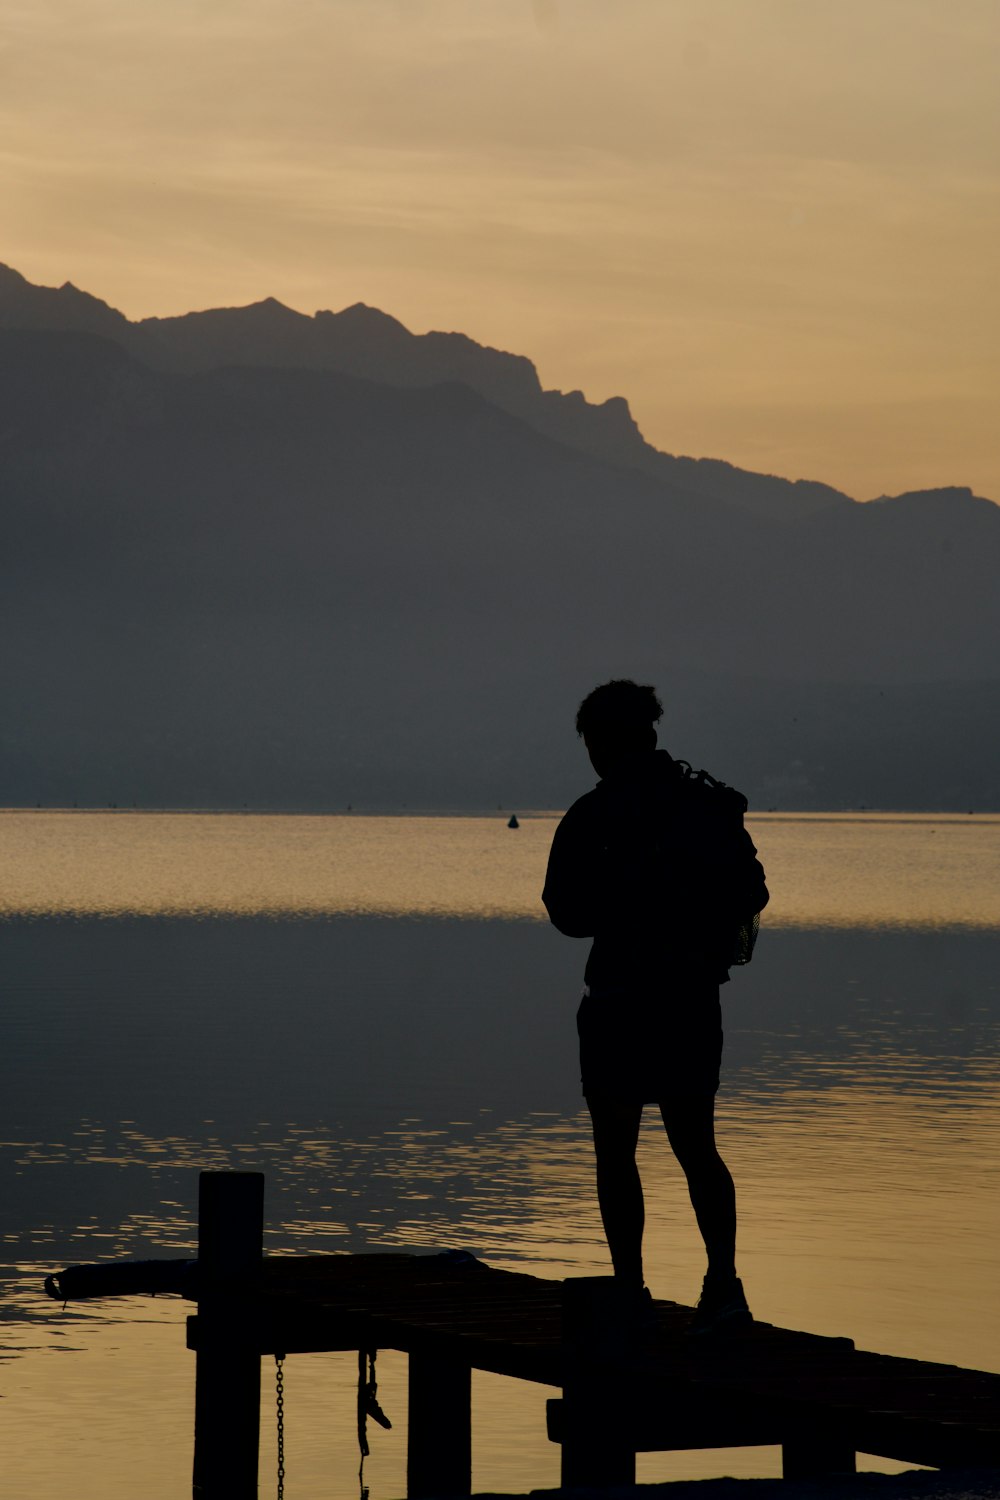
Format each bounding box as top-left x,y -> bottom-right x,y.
593,1136 -> 639,1175
670,1137 -> 725,1178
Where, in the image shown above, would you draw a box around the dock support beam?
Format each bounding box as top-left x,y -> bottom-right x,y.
192,1171 -> 265,1500
782,1429 -> 856,1480
560,1277 -> 636,1490
407,1350 -> 472,1498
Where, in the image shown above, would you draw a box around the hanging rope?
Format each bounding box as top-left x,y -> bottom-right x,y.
357,1347 -> 392,1494
275,1353 -> 286,1500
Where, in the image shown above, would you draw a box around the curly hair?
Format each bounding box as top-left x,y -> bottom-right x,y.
575,679 -> 663,740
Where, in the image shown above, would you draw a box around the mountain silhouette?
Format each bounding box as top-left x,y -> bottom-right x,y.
1,267 -> 998,810
0,264 -> 850,520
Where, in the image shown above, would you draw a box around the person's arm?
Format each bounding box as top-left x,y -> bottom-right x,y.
542,801 -> 599,937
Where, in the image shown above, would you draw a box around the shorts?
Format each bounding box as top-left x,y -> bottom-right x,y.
577,983 -> 723,1104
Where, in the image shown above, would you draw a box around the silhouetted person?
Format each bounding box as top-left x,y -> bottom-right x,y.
543,680 -> 768,1334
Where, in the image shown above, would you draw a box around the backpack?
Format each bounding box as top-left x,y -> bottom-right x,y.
672,759 -> 769,966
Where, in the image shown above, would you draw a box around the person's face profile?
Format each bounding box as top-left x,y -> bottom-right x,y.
583,732 -> 616,779
583,726 -> 656,779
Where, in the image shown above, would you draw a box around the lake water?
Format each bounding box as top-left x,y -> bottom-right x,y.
2,810 -> 1000,1497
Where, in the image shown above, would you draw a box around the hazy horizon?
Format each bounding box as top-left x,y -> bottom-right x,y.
5,0 -> 998,502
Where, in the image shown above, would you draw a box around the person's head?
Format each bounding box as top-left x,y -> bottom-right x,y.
575,679 -> 663,778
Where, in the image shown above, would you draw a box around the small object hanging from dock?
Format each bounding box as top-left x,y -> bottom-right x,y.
507,814 -> 519,829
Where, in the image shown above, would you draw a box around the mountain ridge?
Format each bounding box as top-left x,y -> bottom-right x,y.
0,263 -> 869,520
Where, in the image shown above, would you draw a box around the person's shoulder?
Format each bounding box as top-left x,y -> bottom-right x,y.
560,783 -> 603,822
553,783 -> 610,841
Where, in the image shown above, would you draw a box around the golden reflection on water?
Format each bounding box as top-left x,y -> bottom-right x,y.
2,809 -> 1000,927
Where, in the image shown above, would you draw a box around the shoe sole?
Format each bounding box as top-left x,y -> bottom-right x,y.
687,1306 -> 754,1338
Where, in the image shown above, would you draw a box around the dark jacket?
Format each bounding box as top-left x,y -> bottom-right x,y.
542,749 -> 768,995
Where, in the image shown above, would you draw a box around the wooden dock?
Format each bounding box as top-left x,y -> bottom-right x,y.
45,1171 -> 1000,1498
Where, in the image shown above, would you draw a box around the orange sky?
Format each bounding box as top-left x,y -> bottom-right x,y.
4,0 -> 998,500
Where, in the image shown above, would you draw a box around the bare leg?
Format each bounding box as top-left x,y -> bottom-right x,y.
586,1097 -> 645,1288
659,1095 -> 737,1282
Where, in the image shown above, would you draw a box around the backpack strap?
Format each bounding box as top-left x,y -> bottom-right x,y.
673,759 -> 750,816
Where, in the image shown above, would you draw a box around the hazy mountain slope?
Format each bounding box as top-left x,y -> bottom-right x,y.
4,330 -> 997,683
135,296 -> 851,518
2,324 -> 998,808
134,299 -> 856,517
0,264 -> 854,519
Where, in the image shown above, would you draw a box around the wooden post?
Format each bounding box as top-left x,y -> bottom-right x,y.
782,1428 -> 856,1479
192,1171 -> 265,1500
407,1349 -> 472,1499
560,1277 -> 636,1489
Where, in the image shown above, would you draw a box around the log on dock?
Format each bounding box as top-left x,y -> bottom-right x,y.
45,1257 -> 197,1301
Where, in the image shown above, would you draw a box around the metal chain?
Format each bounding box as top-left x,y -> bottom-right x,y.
275,1353 -> 286,1500
357,1346 -> 392,1497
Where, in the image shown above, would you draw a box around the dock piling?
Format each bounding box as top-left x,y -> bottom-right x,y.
407,1350 -> 472,1498
559,1276 -> 636,1489
782,1426 -> 856,1480
192,1170 -> 265,1500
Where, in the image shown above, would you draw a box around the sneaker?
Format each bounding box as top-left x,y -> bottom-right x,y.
688,1274 -> 752,1337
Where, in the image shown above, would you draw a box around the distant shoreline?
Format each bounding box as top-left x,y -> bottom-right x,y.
2,806 -> 1000,822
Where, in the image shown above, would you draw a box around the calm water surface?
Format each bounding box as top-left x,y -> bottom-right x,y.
2,811 -> 999,1497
